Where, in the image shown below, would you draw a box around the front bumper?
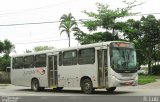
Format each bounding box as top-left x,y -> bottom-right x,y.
109,75 -> 138,87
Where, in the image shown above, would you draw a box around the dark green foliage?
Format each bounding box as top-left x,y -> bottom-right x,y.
152,65 -> 160,75
0,39 -> 14,71
124,15 -> 160,74
0,56 -> 10,71
77,32 -> 119,45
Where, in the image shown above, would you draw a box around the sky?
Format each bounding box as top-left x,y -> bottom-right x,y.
0,0 -> 160,54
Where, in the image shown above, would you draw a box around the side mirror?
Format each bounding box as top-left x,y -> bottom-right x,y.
6,67 -> 11,72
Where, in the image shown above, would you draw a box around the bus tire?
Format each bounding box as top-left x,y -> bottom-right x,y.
31,79 -> 40,91
106,87 -> 116,92
81,78 -> 94,94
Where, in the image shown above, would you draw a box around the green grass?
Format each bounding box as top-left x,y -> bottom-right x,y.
138,75 -> 160,85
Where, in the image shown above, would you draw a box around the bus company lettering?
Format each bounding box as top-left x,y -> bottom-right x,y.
36,68 -> 45,75
23,70 -> 35,75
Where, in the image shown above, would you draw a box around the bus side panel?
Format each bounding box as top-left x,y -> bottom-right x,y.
58,64 -> 98,88
58,65 -> 80,88
33,67 -> 48,87
79,64 -> 98,88
11,68 -> 48,87
11,69 -> 25,86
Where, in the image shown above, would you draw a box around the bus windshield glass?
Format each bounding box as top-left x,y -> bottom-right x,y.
110,42 -> 137,73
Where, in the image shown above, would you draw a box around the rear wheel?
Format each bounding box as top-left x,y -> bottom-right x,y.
106,87 -> 116,92
81,79 -> 94,94
31,79 -> 40,91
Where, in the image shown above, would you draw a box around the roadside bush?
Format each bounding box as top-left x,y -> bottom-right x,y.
152,65 -> 160,75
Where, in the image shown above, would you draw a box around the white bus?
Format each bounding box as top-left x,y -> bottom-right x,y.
11,41 -> 138,94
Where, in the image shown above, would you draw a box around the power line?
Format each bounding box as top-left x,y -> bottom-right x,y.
0,13 -> 160,27
0,19 -> 89,27
0,21 -> 59,26
0,0 -> 76,17
15,38 -> 75,44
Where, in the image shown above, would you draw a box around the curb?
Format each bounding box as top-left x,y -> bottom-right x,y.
0,84 -> 10,86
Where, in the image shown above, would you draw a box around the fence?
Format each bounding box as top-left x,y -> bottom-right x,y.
0,71 -> 10,84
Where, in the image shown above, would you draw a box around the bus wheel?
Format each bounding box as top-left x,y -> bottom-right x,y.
106,87 -> 116,92
31,79 -> 40,91
82,79 -> 94,94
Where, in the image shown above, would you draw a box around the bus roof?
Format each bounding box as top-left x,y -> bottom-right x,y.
12,41 -> 131,57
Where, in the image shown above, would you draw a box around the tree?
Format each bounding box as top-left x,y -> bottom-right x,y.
3,39 -> 15,56
33,46 -> 54,52
0,56 -> 10,71
0,41 -> 4,53
74,1 -> 141,44
75,31 -> 119,45
59,13 -> 78,47
122,15 -> 160,74
140,15 -> 160,74
0,39 -> 14,71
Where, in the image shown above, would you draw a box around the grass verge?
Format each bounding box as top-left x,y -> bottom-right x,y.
138,75 -> 160,85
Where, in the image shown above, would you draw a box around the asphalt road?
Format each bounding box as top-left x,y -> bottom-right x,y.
0,80 -> 160,102
0,81 -> 160,96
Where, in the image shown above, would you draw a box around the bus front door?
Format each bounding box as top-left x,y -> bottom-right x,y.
97,49 -> 108,87
48,55 -> 58,87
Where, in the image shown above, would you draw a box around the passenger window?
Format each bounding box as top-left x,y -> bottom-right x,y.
63,50 -> 77,66
24,56 -> 34,68
59,52 -> 62,66
78,48 -> 95,64
13,57 -> 24,69
35,54 -> 46,67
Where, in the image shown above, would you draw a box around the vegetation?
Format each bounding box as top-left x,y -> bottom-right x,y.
57,1 -> 160,76
74,1 -> 141,44
0,39 -> 14,71
124,16 -> 160,74
138,75 -> 160,85
152,65 -> 160,75
71,1 -> 160,75
33,46 -> 54,52
59,13 -> 79,47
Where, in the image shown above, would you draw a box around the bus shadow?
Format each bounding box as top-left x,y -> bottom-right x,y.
17,88 -> 135,95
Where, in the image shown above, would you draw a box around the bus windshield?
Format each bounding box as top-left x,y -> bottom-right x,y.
110,47 -> 137,73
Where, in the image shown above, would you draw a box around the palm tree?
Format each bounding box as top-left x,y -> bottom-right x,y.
59,13 -> 77,47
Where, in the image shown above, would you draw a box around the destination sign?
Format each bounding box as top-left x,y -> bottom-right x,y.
111,42 -> 134,48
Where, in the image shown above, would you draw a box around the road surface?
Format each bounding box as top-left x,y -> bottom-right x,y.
0,80 -> 160,102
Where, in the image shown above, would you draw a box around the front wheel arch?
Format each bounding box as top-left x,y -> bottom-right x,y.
81,77 -> 94,94
31,78 -> 40,91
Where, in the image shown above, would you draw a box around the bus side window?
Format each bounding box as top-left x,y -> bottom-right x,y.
13,57 -> 24,69
78,48 -> 95,65
63,50 -> 77,66
59,52 -> 62,66
12,58 -> 16,69
24,56 -> 34,68
35,54 -> 46,67
104,50 -> 108,67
